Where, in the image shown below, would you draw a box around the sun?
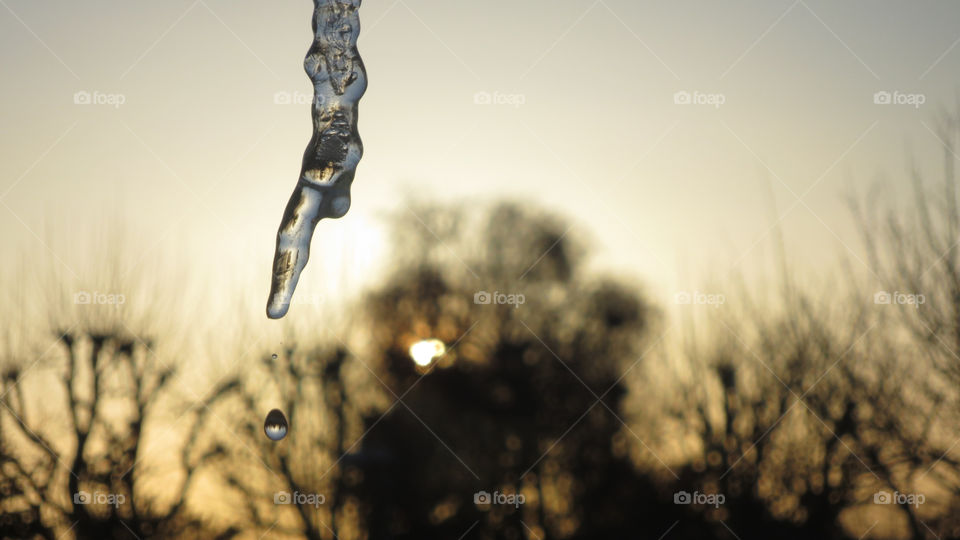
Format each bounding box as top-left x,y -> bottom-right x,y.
409,339 -> 446,367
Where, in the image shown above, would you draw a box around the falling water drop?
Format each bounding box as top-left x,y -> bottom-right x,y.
264,409 -> 289,441
267,0 -> 367,319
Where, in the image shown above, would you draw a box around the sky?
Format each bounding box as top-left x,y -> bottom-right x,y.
2,0 -> 960,322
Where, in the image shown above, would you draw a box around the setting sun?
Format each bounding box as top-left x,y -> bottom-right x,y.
409,339 -> 446,367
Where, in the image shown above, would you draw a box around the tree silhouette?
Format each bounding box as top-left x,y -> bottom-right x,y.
9,181 -> 960,539
0,327 -> 238,539
338,202 -> 699,539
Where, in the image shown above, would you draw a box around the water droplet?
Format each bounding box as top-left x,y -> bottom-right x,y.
271,354 -> 278,360
264,408 -> 288,441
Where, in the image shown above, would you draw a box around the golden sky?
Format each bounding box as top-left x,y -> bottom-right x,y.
2,0 -> 960,318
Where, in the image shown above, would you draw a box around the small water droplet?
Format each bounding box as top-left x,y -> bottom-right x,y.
271,354 -> 278,360
264,409 -> 288,441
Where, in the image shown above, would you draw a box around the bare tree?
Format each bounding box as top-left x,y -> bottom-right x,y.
0,327 -> 239,539
843,105 -> 960,536
200,343 -> 372,540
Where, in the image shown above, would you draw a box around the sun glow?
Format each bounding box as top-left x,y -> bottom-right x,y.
409,339 -> 446,367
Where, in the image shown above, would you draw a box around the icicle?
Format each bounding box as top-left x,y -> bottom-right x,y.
267,0 -> 367,319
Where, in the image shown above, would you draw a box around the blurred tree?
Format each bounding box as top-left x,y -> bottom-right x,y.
9,182 -> 960,540
339,202 -> 699,539
203,343 -> 377,540
655,295 -> 909,539
846,105 -> 960,538
0,328 -> 239,539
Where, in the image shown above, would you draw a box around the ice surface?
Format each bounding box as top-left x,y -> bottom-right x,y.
267,0 -> 367,319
